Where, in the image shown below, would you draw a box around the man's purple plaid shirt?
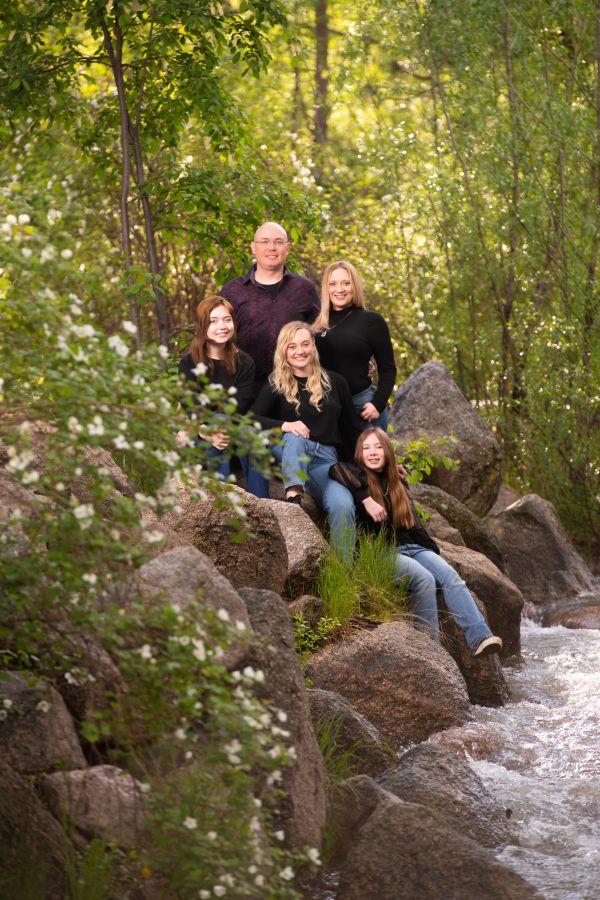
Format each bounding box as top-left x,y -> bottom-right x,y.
221,266 -> 320,386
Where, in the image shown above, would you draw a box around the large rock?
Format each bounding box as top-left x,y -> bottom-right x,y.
55,634 -> 129,723
307,688 -> 395,779
162,484 -> 289,593
41,765 -> 145,848
378,744 -> 512,848
239,588 -> 329,850
412,483 -> 505,571
336,798 -> 541,900
0,761 -> 68,900
390,361 -> 502,516
327,775 -> 397,866
539,593 -> 600,630
262,499 -> 328,597
438,592 -> 510,707
0,672 -> 86,774
438,540 -> 523,658
306,622 -> 471,749
487,494 -> 594,604
488,484 -> 521,516
419,504 -> 466,546
127,544 -> 251,668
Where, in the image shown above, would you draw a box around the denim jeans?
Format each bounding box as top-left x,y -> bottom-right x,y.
272,434 -> 355,562
352,384 -> 389,432
395,544 -> 493,653
194,415 -> 269,498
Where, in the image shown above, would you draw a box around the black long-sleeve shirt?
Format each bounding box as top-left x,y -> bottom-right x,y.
179,350 -> 256,415
314,306 -> 397,412
329,462 -> 440,553
252,370 -> 363,460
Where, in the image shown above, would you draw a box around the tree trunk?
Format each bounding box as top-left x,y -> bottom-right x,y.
100,13 -> 141,351
314,0 -> 329,148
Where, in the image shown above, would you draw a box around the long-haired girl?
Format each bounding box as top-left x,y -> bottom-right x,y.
331,426 -> 503,656
179,295 -> 267,495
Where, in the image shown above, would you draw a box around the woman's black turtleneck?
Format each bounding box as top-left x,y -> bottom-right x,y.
314,305 -> 397,411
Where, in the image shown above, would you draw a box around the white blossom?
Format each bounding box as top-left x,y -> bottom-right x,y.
307,847 -> 321,864
122,320 -> 137,334
139,644 -> 153,660
191,362 -> 207,376
61,248 -> 73,259
157,344 -> 169,359
21,470 -> 40,485
73,503 -> 94,529
70,324 -> 96,339
143,530 -> 165,544
183,816 -> 198,830
18,213 -> 31,224
82,572 -> 97,585
217,608 -> 230,622
36,700 -> 50,713
279,866 -> 294,881
107,334 -> 129,358
21,247 -> 32,258
3,698 -> 13,709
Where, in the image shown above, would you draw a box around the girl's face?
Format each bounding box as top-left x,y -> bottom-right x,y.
286,328 -> 315,376
361,435 -> 386,472
328,268 -> 354,310
206,305 -> 235,346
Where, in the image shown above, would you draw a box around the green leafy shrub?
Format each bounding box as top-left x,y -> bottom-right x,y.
293,614 -> 341,665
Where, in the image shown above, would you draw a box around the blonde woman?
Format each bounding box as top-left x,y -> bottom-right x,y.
252,322 -> 362,560
314,261 -> 396,430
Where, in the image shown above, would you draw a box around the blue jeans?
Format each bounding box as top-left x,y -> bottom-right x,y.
395,544 -> 492,653
352,384 -> 389,432
273,434 -> 355,563
194,417 -> 269,498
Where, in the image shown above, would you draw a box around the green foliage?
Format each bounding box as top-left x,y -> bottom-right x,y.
293,614 -> 341,665
317,531 -> 409,625
399,435 -> 459,485
0,277 -> 319,894
64,837 -> 116,900
313,714 -> 362,787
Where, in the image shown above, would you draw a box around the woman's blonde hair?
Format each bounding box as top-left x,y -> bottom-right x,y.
270,322 -> 331,412
313,260 -> 366,332
355,427 -> 415,529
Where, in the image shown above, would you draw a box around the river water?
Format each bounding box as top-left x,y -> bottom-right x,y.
459,617 -> 600,899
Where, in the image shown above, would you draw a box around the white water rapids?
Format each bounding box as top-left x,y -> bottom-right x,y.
462,618 -> 600,898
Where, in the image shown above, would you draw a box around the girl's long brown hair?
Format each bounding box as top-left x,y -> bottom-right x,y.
190,295 -> 238,375
355,428 -> 415,529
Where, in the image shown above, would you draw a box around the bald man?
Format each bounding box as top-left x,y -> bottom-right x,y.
221,222 -> 320,396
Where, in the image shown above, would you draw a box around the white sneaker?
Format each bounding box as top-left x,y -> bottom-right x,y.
473,635 -> 503,657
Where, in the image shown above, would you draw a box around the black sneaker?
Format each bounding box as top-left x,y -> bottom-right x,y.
285,493 -> 303,508
473,635 -> 503,657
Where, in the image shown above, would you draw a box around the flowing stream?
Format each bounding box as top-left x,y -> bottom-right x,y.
459,616 -> 600,898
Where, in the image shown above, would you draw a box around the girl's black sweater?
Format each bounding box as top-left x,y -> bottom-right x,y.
252,370 -> 362,460
179,350 -> 256,415
314,306 -> 397,412
330,462 -> 440,553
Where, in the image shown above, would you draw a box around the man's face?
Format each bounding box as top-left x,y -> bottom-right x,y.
251,224 -> 291,271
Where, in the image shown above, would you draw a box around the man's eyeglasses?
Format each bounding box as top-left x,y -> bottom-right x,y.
254,239 -> 290,247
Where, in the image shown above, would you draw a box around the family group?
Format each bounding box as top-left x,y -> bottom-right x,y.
179,222 -> 502,658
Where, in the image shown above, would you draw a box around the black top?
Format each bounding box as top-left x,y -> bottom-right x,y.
252,369 -> 363,460
314,306 -> 397,412
329,462 -> 440,553
179,349 -> 256,415
221,266 -> 320,384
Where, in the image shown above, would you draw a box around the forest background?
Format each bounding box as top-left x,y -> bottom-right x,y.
1,0 -> 599,561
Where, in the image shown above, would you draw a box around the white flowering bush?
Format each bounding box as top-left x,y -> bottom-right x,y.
0,279 -> 318,893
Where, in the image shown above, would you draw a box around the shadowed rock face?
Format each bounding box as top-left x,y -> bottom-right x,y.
0,672 -> 86,775
306,621 -> 471,750
378,744 -> 513,849
307,688 -> 395,779
239,588 -> 329,851
412,482 -> 505,572
487,494 -> 594,605
162,484 -> 289,593
262,498 -> 328,597
390,361 -> 502,516
0,761 -> 68,900
336,798 -> 542,900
